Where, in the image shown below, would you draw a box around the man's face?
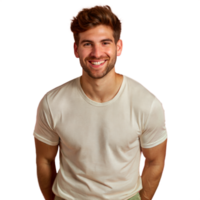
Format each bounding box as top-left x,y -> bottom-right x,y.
74,25 -> 122,79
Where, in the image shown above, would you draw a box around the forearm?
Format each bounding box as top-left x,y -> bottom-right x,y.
36,161 -> 57,200
139,160 -> 164,200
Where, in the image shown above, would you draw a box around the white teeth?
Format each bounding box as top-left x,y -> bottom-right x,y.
91,61 -> 105,65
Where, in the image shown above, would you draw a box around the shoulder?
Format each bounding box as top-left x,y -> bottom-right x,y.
38,76 -> 80,114
124,75 -> 156,110
45,76 -> 79,100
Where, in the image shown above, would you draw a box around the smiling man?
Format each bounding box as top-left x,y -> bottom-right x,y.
34,5 -> 167,200
74,24 -> 123,104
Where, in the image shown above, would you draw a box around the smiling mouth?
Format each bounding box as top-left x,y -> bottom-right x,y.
89,60 -> 106,63
88,60 -> 107,68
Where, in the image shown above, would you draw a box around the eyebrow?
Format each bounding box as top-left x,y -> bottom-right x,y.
80,39 -> 113,44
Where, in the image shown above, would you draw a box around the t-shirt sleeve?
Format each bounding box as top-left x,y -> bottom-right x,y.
33,94 -> 59,146
140,97 -> 167,148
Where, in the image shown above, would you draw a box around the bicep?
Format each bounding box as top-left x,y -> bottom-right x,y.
34,138 -> 58,165
142,139 -> 167,166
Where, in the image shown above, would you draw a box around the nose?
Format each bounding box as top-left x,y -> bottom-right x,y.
90,44 -> 103,58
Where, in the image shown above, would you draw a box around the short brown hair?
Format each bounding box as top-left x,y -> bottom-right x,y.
70,5 -> 121,45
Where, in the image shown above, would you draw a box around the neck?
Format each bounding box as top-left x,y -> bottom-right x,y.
80,69 -> 123,103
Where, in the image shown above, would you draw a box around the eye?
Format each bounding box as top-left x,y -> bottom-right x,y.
83,42 -> 110,46
83,43 -> 90,46
103,42 -> 110,45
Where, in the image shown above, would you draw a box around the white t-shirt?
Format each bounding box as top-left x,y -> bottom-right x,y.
33,75 -> 167,200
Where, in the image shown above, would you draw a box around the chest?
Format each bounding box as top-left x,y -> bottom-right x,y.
54,102 -> 141,152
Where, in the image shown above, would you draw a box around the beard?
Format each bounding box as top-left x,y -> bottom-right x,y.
79,51 -> 117,79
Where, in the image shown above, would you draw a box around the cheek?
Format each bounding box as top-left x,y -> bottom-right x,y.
79,49 -> 91,60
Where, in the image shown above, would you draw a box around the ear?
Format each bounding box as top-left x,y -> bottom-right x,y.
74,42 -> 79,58
116,39 -> 123,56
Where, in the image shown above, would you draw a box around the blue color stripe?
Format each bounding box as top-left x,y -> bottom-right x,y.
123,47 -> 200,59
120,59 -> 200,66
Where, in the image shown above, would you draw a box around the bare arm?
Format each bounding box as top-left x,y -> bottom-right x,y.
34,138 -> 59,200
36,162 -> 58,200
139,139 -> 167,200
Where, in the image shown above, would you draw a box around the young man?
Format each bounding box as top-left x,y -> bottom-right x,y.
34,5 -> 167,200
